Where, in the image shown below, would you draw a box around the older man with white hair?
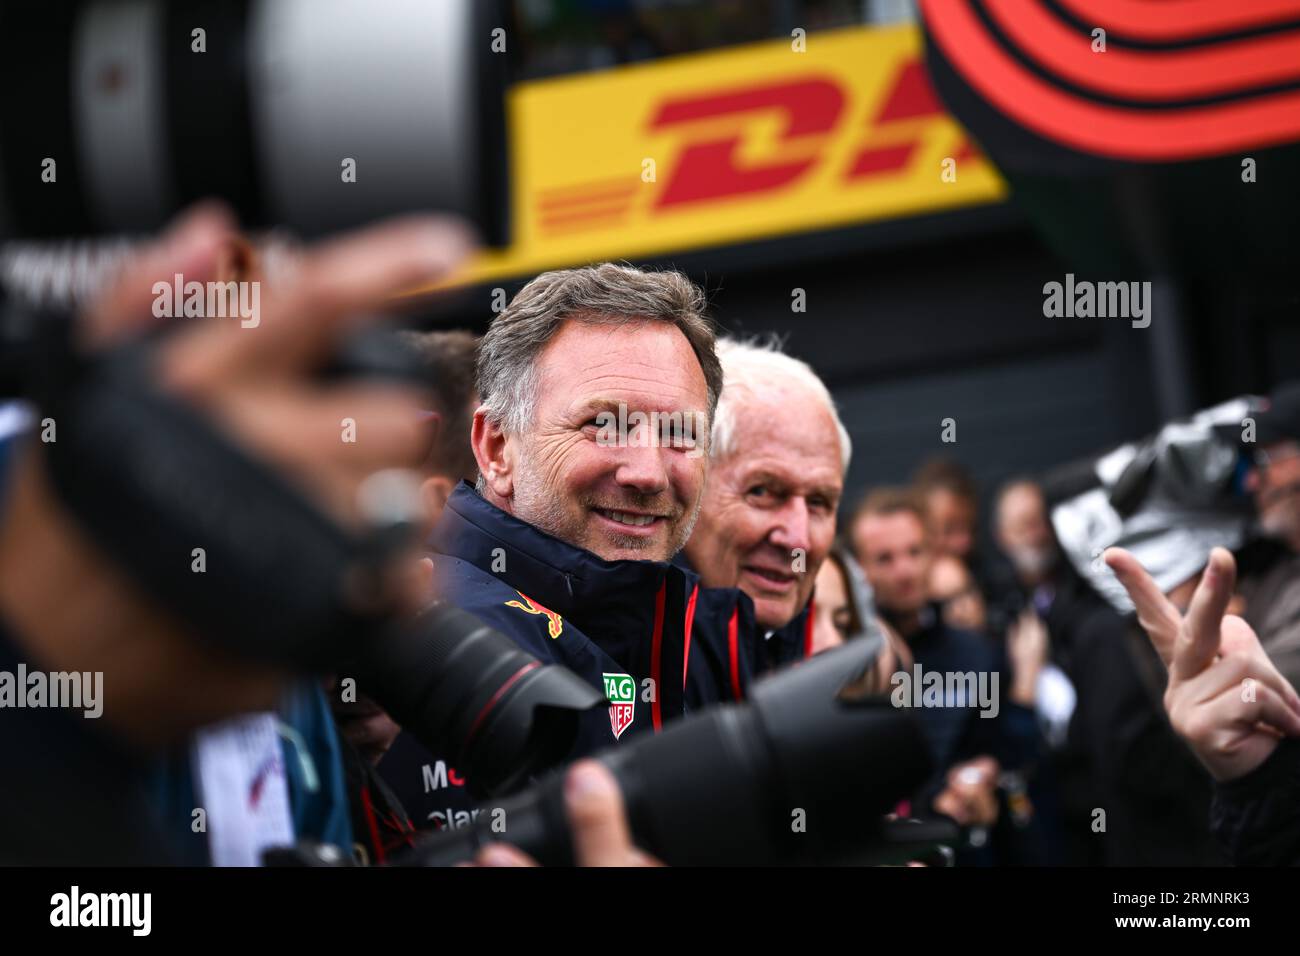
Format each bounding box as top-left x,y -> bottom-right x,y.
680,337 -> 852,700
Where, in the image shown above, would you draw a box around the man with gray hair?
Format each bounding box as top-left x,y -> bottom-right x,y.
380,262 -> 752,826
471,263 -> 721,561
680,337 -> 852,702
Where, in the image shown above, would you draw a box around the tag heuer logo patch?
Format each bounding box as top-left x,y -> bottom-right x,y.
602,672 -> 636,740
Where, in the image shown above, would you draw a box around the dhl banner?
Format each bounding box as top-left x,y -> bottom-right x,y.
429,23 -> 1007,290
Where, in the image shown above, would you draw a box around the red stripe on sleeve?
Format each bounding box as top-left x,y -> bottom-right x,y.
727,607 -> 742,701
682,584 -> 699,690
651,582 -> 666,731
804,597 -> 816,658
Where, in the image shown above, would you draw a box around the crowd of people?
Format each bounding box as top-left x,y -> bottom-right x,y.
2,208 -> 1299,866
339,258 -> 1300,867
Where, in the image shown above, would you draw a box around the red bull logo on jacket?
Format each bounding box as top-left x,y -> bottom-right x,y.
504,591 -> 564,639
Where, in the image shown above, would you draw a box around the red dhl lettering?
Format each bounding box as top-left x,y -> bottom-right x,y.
645,59 -> 978,212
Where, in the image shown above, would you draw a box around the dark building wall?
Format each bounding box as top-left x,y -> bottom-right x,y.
700,225 -> 1161,514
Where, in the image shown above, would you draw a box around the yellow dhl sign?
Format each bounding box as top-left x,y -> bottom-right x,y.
432,23 -> 1007,289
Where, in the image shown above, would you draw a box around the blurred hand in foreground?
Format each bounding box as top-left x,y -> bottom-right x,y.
472,761 -> 662,868
0,204 -> 475,749
1105,546 -> 1300,781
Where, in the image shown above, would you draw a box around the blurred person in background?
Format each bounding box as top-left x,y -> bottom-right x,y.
1232,382 -> 1300,687
334,330 -> 479,766
811,548 -> 865,654
994,479 -> 1059,596
913,457 -> 979,564
998,476 -> 1228,865
927,548 -> 1050,738
913,457 -> 1004,610
361,329 -> 481,846
850,489 -> 941,642
929,497 -> 1075,862
397,330 -> 482,528
928,553 -> 988,634
850,487 -> 1037,859
810,546 -> 913,692
988,479 -> 1075,758
815,531 -> 1005,848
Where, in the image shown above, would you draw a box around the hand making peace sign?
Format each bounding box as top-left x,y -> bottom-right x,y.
1105,546 -> 1300,782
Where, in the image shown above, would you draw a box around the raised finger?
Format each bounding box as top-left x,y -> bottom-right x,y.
83,202 -> 236,347
1174,548 -> 1236,682
1104,547 -> 1183,664
188,216 -> 476,381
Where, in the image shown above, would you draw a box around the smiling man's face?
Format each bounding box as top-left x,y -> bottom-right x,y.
683,384 -> 843,630
490,318 -> 711,562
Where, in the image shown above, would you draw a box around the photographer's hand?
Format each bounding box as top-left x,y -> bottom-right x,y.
1105,546 -> 1300,781
474,761 -> 663,867
0,204 -> 474,750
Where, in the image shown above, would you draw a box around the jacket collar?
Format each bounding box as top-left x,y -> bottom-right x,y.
431,482 -> 684,621
672,552 -> 812,661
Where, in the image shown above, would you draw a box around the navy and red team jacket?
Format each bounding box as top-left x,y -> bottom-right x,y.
378,482 -> 812,831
